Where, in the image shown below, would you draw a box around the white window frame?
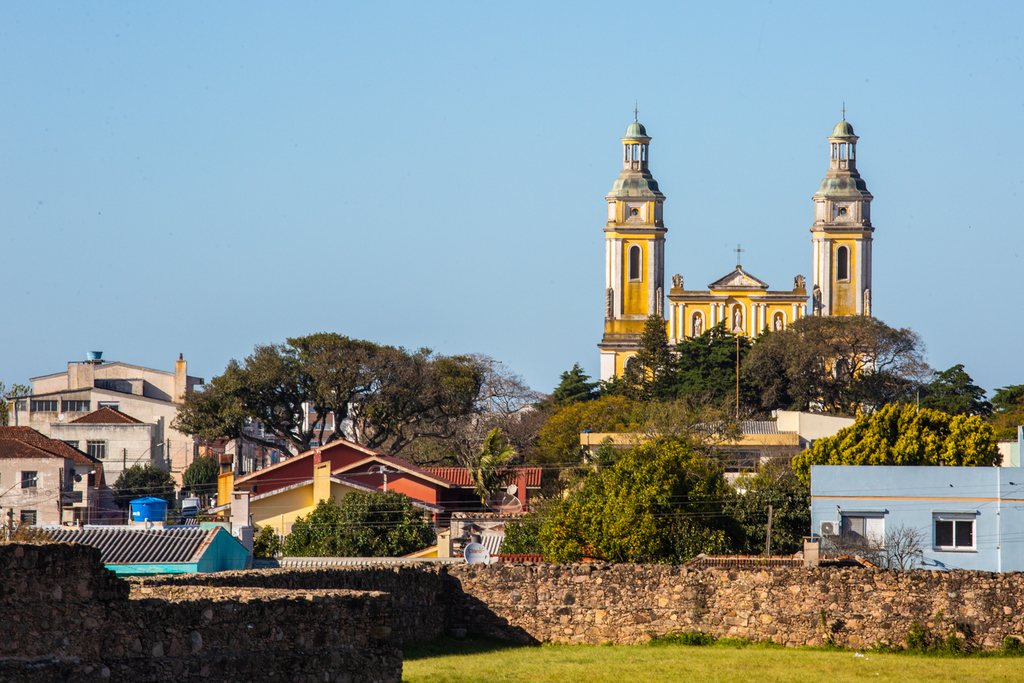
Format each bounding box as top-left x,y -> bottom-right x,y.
933,513 -> 977,552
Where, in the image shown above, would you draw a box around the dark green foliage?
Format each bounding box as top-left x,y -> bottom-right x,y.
500,513 -> 543,555
181,455 -> 219,497
668,323 -> 753,405
112,465 -> 176,509
282,492 -> 435,558
550,364 -> 598,406
0,382 -> 30,426
468,428 -> 519,504
920,365 -> 992,417
252,525 -> 281,558
727,462 -> 811,555
990,384 -> 1024,439
1003,636 -> 1024,655
649,631 -> 716,647
615,315 -> 673,400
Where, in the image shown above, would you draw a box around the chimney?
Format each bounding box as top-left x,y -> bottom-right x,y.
174,353 -> 187,403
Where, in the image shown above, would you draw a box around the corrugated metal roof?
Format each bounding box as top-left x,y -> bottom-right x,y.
49,527 -> 214,564
741,421 -> 784,435
422,467 -> 542,488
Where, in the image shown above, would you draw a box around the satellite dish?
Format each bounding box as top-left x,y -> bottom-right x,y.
58,414 -> 65,422
506,484 -> 518,496
499,493 -> 523,514
464,542 -> 491,565
74,474 -> 82,483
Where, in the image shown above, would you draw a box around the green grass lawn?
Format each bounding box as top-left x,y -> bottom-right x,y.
401,638 -> 1024,683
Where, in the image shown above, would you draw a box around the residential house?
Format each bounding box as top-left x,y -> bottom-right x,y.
49,406 -> 159,484
0,426 -> 107,525
8,352 -> 203,483
810,463 -> 1024,572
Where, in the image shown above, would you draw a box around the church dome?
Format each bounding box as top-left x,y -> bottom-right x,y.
625,121 -> 648,138
831,121 -> 855,137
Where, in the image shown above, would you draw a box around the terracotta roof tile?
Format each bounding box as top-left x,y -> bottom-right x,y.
0,426 -> 100,466
422,467 -> 542,488
70,406 -> 143,424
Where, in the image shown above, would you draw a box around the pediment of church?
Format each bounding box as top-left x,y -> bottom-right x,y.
708,266 -> 769,291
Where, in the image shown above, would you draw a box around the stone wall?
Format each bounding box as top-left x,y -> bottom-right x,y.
0,544 -> 402,682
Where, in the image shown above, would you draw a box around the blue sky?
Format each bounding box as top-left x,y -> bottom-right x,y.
2,2 -> 1022,398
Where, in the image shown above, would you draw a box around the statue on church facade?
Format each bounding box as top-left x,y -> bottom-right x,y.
864,289 -> 871,317
605,288 -> 614,320
732,307 -> 743,332
692,313 -> 703,337
672,273 -> 683,290
794,274 -> 805,290
812,285 -> 822,316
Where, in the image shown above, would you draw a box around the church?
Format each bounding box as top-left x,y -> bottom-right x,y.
598,116 -> 875,381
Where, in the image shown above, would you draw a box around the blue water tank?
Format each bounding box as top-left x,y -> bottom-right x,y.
130,497 -> 168,522
86,351 -> 103,361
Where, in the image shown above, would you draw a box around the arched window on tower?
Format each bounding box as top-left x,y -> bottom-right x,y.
628,245 -> 642,281
836,245 -> 849,281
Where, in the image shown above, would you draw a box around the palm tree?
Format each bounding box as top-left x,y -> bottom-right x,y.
470,428 -> 519,505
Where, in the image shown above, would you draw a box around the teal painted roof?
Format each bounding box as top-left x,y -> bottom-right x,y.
831,121 -> 855,137
607,174 -> 664,199
625,121 -> 648,138
812,175 -> 872,199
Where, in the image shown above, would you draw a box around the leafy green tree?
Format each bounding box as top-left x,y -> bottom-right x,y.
252,525 -> 282,558
174,333 -> 483,456
549,363 -> 598,406
990,384 -> 1024,439
282,492 -> 434,557
617,315 -> 674,400
112,465 -> 176,509
743,316 -> 928,414
538,439 -> 734,563
500,513 -> 543,555
463,428 -> 519,504
727,461 -> 810,555
792,403 -> 1000,484
181,455 -> 219,499
667,323 -> 753,405
919,364 -> 992,417
535,395 -> 639,468
0,382 -> 31,426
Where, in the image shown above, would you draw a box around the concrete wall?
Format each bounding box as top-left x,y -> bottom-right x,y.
811,465 -> 1024,572
0,543 -> 401,682
776,410 -> 855,446
50,421 -> 158,483
0,456 -> 72,526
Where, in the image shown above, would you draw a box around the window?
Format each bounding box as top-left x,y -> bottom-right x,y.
97,401 -> 120,411
63,440 -> 80,450
21,471 -> 38,489
840,514 -> 884,544
30,400 -> 58,412
627,245 -> 642,281
309,440 -> 321,448
835,245 -> 849,281
61,400 -> 90,412
934,514 -> 975,550
87,441 -> 107,459
20,510 -> 37,525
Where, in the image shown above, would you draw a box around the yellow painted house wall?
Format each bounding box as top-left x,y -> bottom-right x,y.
251,480 -> 363,535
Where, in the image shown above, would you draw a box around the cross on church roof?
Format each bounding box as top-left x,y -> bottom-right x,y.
634,101 -> 638,122
735,244 -> 744,267
842,102 -> 846,121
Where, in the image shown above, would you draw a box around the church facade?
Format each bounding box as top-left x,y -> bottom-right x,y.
598,117 -> 875,381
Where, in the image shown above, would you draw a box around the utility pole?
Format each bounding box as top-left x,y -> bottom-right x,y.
735,334 -> 740,419
487,358 -> 502,413
123,448 -> 127,474
765,504 -> 774,556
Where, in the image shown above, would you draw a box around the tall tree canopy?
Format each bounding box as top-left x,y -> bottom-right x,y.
112,465 -> 176,509
173,333 -> 483,456
549,363 -> 598,406
792,403 -> 999,483
990,384 -> 1024,439
743,316 -> 928,414
920,364 -> 992,417
0,382 -> 31,426
667,323 -> 753,405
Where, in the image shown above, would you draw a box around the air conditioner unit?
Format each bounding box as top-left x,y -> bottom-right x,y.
819,520 -> 838,537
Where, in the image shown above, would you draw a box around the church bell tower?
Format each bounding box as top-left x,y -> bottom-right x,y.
810,117 -> 874,317
598,117 -> 667,381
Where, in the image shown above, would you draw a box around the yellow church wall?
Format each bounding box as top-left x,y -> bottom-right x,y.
830,239 -> 858,315
621,239 -> 649,317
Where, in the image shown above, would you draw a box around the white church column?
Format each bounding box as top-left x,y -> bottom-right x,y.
855,240 -> 864,314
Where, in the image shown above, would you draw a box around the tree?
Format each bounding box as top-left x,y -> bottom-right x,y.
535,395 -> 640,469
919,365 -> 992,417
174,333 -> 483,457
666,323 -> 753,405
538,439 -> 734,564
500,512 -> 544,555
112,465 -> 176,509
0,382 -> 31,426
727,459 -> 810,556
252,525 -> 282,558
549,363 -> 598,406
792,403 -> 1000,484
181,455 -> 219,499
462,428 -> 519,505
281,492 -> 434,557
990,384 -> 1024,439
743,316 -> 929,414
619,314 -> 674,400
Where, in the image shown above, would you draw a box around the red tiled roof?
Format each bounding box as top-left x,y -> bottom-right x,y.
0,426 -> 100,466
333,454 -> 459,487
70,406 -> 143,424
422,467 -> 542,488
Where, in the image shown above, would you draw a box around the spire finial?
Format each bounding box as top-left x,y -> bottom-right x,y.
634,101 -> 638,123
735,244 -> 744,267
842,102 -> 846,121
